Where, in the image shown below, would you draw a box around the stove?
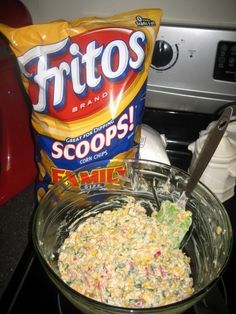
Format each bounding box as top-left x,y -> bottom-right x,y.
147,24 -> 236,114
0,108 -> 235,314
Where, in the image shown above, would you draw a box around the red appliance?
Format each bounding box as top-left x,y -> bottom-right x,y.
0,1 -> 37,205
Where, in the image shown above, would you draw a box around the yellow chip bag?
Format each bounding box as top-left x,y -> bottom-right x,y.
0,8 -> 162,203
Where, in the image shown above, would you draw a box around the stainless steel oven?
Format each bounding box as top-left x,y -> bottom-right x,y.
147,24 -> 236,114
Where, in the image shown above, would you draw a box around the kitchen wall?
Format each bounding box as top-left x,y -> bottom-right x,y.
21,0 -> 236,28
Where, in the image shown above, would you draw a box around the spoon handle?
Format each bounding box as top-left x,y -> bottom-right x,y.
185,106 -> 233,197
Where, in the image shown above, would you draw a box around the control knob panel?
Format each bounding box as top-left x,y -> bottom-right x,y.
213,41 -> 236,82
151,40 -> 179,71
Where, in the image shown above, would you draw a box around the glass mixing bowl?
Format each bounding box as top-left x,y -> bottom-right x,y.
32,159 -> 232,314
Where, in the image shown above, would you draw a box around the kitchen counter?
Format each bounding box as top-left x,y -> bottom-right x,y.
0,184 -> 35,300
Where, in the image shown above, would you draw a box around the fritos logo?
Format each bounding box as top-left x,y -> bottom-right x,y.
18,28 -> 147,121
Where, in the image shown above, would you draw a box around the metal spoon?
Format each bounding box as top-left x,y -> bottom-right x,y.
177,106 -> 233,209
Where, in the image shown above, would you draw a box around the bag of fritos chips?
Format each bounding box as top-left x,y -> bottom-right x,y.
0,8 -> 162,203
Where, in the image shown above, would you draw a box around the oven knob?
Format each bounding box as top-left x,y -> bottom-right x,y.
151,40 -> 179,71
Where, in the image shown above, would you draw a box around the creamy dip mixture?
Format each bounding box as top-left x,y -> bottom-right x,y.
58,198 -> 193,308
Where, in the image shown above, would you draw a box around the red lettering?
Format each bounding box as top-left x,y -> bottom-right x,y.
51,168 -> 79,186
51,165 -> 127,187
79,170 -> 100,185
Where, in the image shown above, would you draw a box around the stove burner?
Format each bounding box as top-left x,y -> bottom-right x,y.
56,292 -> 197,314
57,293 -> 82,314
56,288 -> 229,314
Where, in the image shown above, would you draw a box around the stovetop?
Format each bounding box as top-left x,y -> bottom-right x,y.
1,108 -> 235,314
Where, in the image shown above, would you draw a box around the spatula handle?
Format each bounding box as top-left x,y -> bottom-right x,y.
185,106 -> 233,197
